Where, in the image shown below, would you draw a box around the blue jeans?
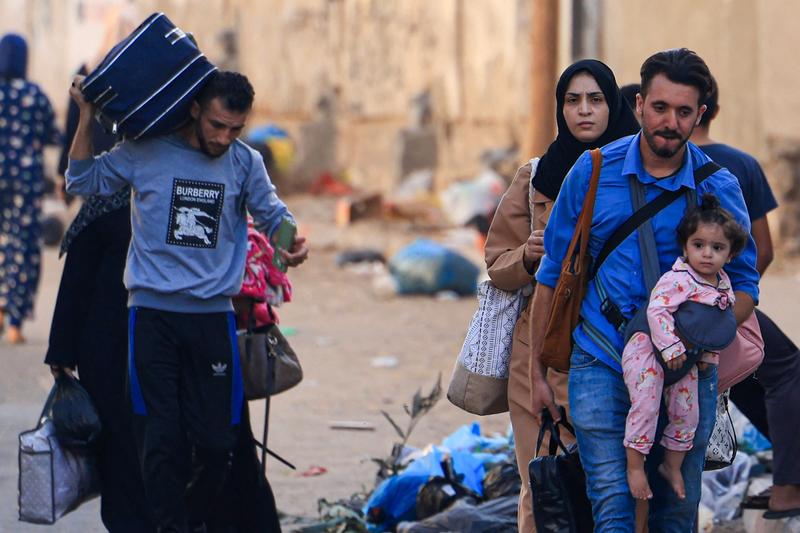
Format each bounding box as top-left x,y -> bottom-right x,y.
568,347 -> 717,532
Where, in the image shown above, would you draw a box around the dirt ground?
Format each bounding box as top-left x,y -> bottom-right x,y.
3,192 -> 798,532
260,194 -> 510,519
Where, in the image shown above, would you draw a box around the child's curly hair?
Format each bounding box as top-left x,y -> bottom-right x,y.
676,193 -> 748,257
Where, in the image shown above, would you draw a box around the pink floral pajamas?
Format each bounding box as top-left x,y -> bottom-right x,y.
623,257 -> 735,454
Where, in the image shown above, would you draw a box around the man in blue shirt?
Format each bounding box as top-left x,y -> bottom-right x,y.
692,78 -> 800,519
527,49 -> 759,531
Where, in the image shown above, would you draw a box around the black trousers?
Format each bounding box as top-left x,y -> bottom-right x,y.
731,309 -> 800,485
129,307 -> 244,532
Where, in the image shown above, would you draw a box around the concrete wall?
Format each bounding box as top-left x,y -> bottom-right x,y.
3,0 -> 800,200
601,0 -> 800,256
1,0 -> 538,191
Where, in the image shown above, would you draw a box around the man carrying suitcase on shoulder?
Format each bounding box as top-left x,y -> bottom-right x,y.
66,70 -> 308,532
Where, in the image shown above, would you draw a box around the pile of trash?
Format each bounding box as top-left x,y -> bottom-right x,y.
699,402 -> 775,531
286,378 -> 520,533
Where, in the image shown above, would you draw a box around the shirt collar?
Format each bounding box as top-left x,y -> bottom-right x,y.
671,256 -> 731,291
621,133 -> 697,191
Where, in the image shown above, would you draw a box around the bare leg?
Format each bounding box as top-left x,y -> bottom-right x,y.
658,449 -> 687,500
626,447 -> 653,500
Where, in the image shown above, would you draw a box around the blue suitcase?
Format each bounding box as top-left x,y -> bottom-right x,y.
81,12 -> 217,140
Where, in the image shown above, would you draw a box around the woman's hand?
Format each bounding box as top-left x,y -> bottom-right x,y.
523,229 -> 546,272
531,375 -> 561,426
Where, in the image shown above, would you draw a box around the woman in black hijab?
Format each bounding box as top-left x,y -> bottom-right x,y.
533,59 -> 640,201
484,58 -> 639,532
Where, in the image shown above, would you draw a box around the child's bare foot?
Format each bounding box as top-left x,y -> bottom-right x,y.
658,462 -> 686,499
626,447 -> 653,500
628,467 -> 653,500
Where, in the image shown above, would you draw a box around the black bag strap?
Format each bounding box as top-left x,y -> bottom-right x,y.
591,161 -> 720,278
37,385 -> 58,427
535,406 -> 576,457
252,438 -> 296,470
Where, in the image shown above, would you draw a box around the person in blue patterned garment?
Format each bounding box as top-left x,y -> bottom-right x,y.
0,33 -> 61,344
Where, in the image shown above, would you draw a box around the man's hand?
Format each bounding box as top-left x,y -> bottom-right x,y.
280,235 -> 308,268
531,375 -> 561,426
69,75 -> 93,115
665,353 -> 687,371
523,229 -> 545,271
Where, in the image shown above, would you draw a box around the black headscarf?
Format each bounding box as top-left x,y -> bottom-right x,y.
532,59 -> 640,200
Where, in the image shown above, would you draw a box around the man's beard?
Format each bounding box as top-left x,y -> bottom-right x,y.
195,122 -> 228,158
642,126 -> 692,159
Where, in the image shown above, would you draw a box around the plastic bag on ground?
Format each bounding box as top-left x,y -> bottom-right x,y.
729,402 -> 771,453
700,451 -> 754,522
441,422 -> 508,453
389,239 -> 480,296
51,374 -> 102,448
482,461 -> 521,500
397,495 -> 518,533
363,473 -> 430,533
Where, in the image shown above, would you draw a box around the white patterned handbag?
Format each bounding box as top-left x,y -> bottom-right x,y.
18,387 -> 99,524
447,159 -> 538,415
704,390 -> 738,471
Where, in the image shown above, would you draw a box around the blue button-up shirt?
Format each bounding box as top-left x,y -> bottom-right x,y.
536,133 -> 760,372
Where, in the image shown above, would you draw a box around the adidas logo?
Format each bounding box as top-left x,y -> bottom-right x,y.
211,362 -> 227,377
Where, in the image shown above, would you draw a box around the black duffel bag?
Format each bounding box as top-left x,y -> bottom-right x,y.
528,407 -> 593,532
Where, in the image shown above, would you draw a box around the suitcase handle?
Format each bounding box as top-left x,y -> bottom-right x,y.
93,110 -> 119,135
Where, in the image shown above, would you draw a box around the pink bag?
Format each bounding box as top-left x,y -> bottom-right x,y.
717,311 -> 764,391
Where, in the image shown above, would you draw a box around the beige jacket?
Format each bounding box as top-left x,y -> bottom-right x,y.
485,161 -> 554,341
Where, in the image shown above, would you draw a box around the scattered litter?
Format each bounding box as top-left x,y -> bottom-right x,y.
730,402 -> 772,453
336,192 -> 383,226
396,495 -> 517,533
298,465 -> 328,477
279,326 -> 298,337
308,172 -> 353,197
701,451 -> 754,521
435,291 -> 460,301
329,421 -> 376,431
314,336 -> 335,348
389,239 -> 479,296
439,168 -> 506,226
336,248 -> 387,267
345,262 -> 388,277
371,272 -> 399,298
294,376 -> 520,532
371,356 -> 399,369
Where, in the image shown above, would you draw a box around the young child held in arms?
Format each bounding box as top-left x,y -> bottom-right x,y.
623,193 -> 749,500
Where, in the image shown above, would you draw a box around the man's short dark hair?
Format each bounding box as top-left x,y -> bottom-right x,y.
699,75 -> 719,126
196,70 -> 254,112
639,48 -> 711,105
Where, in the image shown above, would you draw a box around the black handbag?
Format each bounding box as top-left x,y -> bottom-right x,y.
528,408 -> 594,533
236,307 -> 302,400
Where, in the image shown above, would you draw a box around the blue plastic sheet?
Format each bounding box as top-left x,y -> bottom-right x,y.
441,422 -> 508,453
364,473 -> 431,533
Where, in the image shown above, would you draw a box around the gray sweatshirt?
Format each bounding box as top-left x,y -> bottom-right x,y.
66,134 -> 293,313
